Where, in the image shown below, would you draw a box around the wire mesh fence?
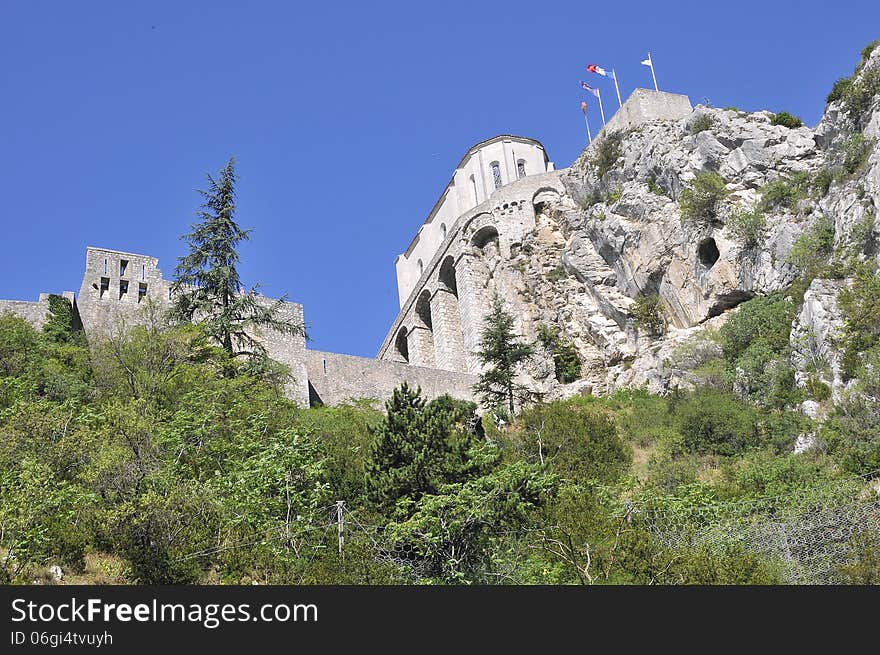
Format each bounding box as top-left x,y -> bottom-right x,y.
638,472 -> 880,584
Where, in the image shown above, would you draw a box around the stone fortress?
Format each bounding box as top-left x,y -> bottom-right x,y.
0,89 -> 696,407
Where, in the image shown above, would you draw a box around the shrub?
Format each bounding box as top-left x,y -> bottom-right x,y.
592,131 -> 623,178
537,324 -> 581,384
726,207 -> 766,248
688,114 -> 713,134
646,176 -> 666,196
842,66 -> 880,125
631,294 -> 666,336
757,173 -> 810,212
719,293 -> 798,406
827,77 -> 851,105
770,112 -> 803,128
812,168 -> 834,197
517,400 -> 630,483
604,187 -> 622,204
837,532 -> 880,584
837,265 -> 880,380
676,389 -> 760,456
679,172 -> 728,223
786,216 -> 835,274
842,133 -> 875,177
547,264 -> 567,281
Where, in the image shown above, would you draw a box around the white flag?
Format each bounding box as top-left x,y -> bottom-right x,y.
641,57 -> 652,66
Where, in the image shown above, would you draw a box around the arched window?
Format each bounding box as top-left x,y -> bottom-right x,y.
517,159 -> 526,179
490,161 -> 502,189
417,259 -> 424,277
440,223 -> 447,240
470,174 -> 478,204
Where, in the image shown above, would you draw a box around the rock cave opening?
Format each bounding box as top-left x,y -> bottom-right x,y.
698,237 -> 720,269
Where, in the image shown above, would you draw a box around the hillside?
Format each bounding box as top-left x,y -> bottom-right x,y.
1,42 -> 880,586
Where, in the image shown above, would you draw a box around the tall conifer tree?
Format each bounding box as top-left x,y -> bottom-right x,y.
473,293 -> 537,417
170,157 -> 304,360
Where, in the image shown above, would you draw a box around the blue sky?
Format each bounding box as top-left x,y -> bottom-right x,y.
1,1 -> 877,357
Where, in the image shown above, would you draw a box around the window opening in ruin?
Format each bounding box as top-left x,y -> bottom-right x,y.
470,174 -> 478,204
119,280 -> 129,300
418,259 -> 424,277
103,258 -> 108,275
517,159 -> 526,178
440,223 -> 447,240
141,264 -> 146,280
99,277 -> 109,300
322,358 -> 327,375
138,282 -> 147,303
491,161 -> 502,189
120,259 -> 128,277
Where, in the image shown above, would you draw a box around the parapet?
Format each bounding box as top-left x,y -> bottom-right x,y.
600,88 -> 692,136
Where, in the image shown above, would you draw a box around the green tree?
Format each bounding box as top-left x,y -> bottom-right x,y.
473,293 -> 537,416
365,384 -> 485,515
679,172 -> 728,223
170,157 -> 304,362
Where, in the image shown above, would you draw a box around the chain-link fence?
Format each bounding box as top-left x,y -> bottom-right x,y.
638,472 -> 880,584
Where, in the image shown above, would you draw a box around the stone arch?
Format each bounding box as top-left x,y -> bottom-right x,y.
438,255 -> 458,295
532,187 -> 561,219
431,256 -> 467,372
415,289 -> 433,329
471,224 -> 500,249
394,327 -> 409,362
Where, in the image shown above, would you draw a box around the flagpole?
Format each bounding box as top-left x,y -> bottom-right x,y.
597,88 -> 606,126
581,103 -> 593,144
648,52 -> 659,92
612,68 -> 622,107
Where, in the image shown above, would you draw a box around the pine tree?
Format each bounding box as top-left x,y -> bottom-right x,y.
366,383 -> 485,515
170,157 -> 304,361
473,293 -> 537,417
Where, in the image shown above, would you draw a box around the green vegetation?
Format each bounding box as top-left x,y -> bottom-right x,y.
842,133 -> 875,176
170,157 -> 305,362
726,207 -> 766,248
826,40 -> 880,126
646,176 -> 666,196
679,171 -> 728,224
604,187 -> 622,204
631,294 -> 666,336
688,114 -> 713,134
592,131 -> 623,178
546,264 -> 568,281
757,172 -> 811,213
770,112 -> 804,128
718,293 -> 799,409
473,293 -> 537,417
537,324 -> 581,384
786,216 -> 836,276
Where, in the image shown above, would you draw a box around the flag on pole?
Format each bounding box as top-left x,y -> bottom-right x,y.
641,52 -> 659,91
586,64 -> 615,80
579,81 -> 600,98
580,101 -> 592,144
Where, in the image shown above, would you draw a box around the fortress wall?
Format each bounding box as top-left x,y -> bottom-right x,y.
306,349 -> 477,408
253,299 -> 310,407
0,298 -> 51,329
600,89 -> 692,137
378,170 -> 568,370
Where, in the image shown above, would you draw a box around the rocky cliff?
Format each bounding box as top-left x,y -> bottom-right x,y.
493,43 -> 880,409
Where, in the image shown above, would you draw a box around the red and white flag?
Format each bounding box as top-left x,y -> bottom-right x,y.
587,64 -> 615,80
